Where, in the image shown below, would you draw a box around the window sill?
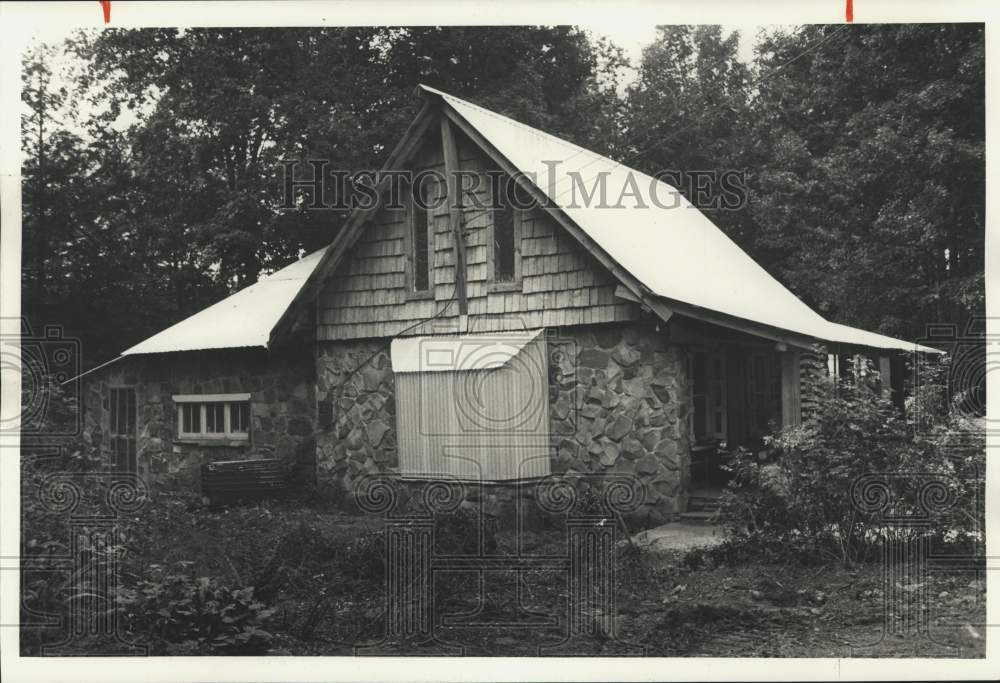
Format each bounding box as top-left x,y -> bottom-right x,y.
487,280 -> 522,294
176,437 -> 251,447
405,289 -> 435,301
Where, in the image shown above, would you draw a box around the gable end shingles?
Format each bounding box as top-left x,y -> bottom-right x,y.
316,131 -> 640,340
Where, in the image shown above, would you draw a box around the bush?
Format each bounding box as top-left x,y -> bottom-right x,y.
20,441 -> 116,654
119,564 -> 274,654
720,359 -> 985,565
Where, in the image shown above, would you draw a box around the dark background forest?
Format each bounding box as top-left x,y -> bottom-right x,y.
20,24 -> 984,369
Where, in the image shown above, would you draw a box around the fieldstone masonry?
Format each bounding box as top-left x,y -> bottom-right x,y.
85,324 -> 692,529
82,347 -> 315,489
315,322 -> 691,528
315,340 -> 397,492
549,323 -> 690,526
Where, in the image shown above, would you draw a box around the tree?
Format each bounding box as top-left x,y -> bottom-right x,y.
747,24 -> 984,338
623,25 -> 753,240
25,27 -> 626,365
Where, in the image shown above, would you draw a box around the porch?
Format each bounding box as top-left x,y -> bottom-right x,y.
672,315 -> 903,517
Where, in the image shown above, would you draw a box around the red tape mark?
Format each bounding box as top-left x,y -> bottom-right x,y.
846,0 -> 853,22
99,1 -> 111,24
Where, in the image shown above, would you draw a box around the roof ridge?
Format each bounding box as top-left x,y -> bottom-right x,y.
435,89 -> 612,165
436,88 -> 681,205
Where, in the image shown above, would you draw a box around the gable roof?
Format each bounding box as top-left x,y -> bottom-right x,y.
121,247 -> 327,356
119,86 -> 938,359
416,85 -> 938,354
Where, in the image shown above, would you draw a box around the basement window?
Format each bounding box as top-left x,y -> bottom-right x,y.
174,393 -> 251,442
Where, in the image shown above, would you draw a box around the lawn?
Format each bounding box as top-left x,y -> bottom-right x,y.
28,493 -> 981,657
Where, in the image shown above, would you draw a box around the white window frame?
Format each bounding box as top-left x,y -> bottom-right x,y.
173,393 -> 251,442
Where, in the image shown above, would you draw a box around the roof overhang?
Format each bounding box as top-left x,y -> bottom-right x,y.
390,329 -> 544,373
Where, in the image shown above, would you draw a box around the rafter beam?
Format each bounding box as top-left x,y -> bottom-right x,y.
439,116 -> 468,317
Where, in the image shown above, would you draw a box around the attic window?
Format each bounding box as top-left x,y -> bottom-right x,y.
408,179 -> 432,294
488,173 -> 529,286
174,393 -> 251,442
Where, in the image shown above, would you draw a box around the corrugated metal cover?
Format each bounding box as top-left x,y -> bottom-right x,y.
121,247 -> 328,355
390,329 -> 544,373
395,331 -> 551,482
421,85 -> 939,354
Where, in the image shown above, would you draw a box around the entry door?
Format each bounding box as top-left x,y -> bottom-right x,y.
109,387 -> 137,472
690,350 -> 727,444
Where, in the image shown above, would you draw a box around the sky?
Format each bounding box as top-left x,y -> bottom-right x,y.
592,23 -> 761,67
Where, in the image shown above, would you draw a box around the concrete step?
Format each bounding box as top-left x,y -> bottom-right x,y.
678,510 -> 722,525
687,498 -> 722,513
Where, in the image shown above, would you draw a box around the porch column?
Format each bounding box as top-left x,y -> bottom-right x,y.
780,350 -> 802,428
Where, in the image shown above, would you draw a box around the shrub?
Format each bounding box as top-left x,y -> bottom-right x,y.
119,564 -> 274,654
720,359 -> 985,565
20,441 -> 117,654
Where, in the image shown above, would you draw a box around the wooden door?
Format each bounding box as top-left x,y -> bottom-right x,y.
109,387 -> 137,472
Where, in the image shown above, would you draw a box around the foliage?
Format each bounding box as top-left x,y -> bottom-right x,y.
746,25 -> 984,338
19,364 -> 86,443
19,440 -> 119,654
719,361 -> 985,565
119,563 -> 275,654
23,27 -> 626,366
624,25 -> 753,239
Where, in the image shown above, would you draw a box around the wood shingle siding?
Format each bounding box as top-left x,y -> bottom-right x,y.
317,134 -> 640,340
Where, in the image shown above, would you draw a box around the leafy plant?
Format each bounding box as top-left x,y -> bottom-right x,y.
720,359 -> 985,565
119,564 -> 274,654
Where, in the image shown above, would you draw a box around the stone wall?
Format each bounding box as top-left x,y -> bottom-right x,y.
548,323 -> 691,527
82,346 -> 315,489
315,340 -> 396,492
315,322 -> 692,528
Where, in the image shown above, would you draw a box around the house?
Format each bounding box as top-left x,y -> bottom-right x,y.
80,85 -> 940,525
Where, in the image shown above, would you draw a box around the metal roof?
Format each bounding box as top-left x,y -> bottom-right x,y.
421,85 -> 939,354
391,329 -> 544,373
121,247 -> 328,356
